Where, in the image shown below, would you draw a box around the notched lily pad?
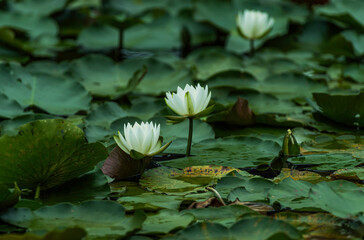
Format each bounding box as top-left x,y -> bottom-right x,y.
0,227 -> 86,240
0,119 -> 108,190
313,92 -> 364,127
0,200 -> 146,239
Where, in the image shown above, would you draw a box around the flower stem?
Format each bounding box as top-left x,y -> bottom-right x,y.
250,39 -> 255,57
186,117 -> 193,156
34,185 -> 40,199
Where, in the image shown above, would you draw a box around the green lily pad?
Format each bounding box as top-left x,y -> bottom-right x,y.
0,64 -> 91,115
106,0 -> 192,15
162,137 -> 281,169
123,58 -> 192,95
228,187 -> 269,203
139,166 -> 206,195
40,168 -> 110,205
256,73 -> 326,100
186,47 -> 244,80
274,212 -> 361,240
164,221 -> 229,240
0,119 -> 108,190
0,184 -> 20,212
182,205 -> 257,227
0,93 -> 24,119
316,0 -> 364,28
140,209 -> 195,234
77,23 -> 119,50
0,114 -> 58,137
268,178 -> 314,210
0,227 -> 86,240
70,54 -> 144,98
85,102 -> 127,142
151,117 -> 215,143
289,153 -> 360,171
309,181 -> 364,222
118,192 -> 183,211
0,200 -> 146,239
313,92 -> 364,127
124,14 -> 181,50
8,0 -> 66,17
330,168 -> 364,181
229,216 -> 302,240
168,216 -> 302,240
0,12 -> 57,39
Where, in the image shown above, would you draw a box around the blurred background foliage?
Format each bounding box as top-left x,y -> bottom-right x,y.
1,0 -> 364,239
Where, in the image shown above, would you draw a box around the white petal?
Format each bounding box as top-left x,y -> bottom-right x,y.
114,134 -> 130,154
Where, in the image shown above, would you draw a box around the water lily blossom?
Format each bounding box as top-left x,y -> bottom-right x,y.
236,10 -> 274,56
114,122 -> 171,160
165,84 -> 212,119
165,84 -> 213,156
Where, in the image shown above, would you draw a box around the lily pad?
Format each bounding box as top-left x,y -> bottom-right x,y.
0,64 -> 91,115
139,166 -> 206,195
0,119 -> 108,190
168,216 -> 301,240
162,136 -> 281,169
40,168 -> 110,205
0,227 -> 86,240
0,184 -> 20,212
0,114 -> 57,137
182,205 -> 256,227
309,181 -> 364,222
140,209 -> 195,234
313,92 -> 364,127
77,23 -> 119,50
0,93 -> 24,119
70,54 -> 145,98
118,192 -> 183,211
0,200 -> 146,239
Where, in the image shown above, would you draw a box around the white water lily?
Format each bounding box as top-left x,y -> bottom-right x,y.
165,84 -> 212,118
114,122 -> 171,159
236,10 -> 274,40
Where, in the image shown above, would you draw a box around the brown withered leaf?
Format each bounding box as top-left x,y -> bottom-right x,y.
225,97 -> 254,126
102,147 -> 151,180
230,200 -> 274,215
187,197 -> 225,209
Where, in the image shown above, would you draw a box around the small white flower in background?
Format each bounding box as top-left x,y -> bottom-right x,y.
236,10 -> 274,40
165,84 -> 214,156
165,84 -> 212,119
114,122 -> 171,160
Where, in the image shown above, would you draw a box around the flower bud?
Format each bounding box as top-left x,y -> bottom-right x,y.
282,129 -> 300,157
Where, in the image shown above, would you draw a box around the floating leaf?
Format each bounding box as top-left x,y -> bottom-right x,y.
183,205 -> 256,227
309,181 -> 364,221
330,168 -> 364,181
0,64 -> 91,115
163,137 -> 281,169
139,166 -> 206,195
0,119 -> 108,190
118,192 -> 182,211
0,93 -> 24,119
0,184 -> 21,212
40,168 -> 110,205
0,227 -> 86,240
77,23 -> 119,50
168,216 -> 302,240
140,209 -> 195,234
0,200 -> 146,239
313,92 -> 364,127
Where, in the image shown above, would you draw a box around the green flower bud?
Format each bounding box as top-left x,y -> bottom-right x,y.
282,129 -> 300,157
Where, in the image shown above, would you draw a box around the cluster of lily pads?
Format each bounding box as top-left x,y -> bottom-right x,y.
0,0 -> 364,239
